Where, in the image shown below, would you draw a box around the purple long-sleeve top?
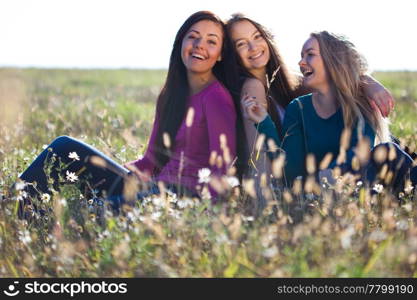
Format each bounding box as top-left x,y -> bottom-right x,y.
131,80 -> 237,197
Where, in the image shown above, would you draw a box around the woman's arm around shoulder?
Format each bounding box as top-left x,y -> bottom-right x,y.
361,74 -> 395,117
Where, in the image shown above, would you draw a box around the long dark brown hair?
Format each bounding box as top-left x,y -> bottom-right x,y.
226,13 -> 301,137
153,11 -> 247,177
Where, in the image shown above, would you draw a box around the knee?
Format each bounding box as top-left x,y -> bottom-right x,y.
49,135 -> 75,148
373,142 -> 411,163
46,136 -> 83,155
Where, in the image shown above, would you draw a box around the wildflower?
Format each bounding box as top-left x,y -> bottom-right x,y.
403,203 -> 412,212
20,230 -> 32,244
151,211 -> 162,220
198,168 -> 211,184
152,197 -> 163,207
41,193 -> 51,203
166,189 -> 178,202
227,176 -> 240,188
168,208 -> 181,219
372,183 -> 383,194
404,185 -> 414,194
66,170 -> 78,182
396,220 -> 409,231
185,107 -> 195,127
262,246 -> 278,258
88,199 -> 94,205
242,215 -> 255,222
17,191 -> 28,201
126,212 -> 135,222
59,198 -> 67,207
356,181 -> 363,187
369,230 -> 387,242
265,65 -> 281,90
340,226 -> 355,249
177,198 -> 194,209
68,151 -> 80,161
15,181 -> 26,191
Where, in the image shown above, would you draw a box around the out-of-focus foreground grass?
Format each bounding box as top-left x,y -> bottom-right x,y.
0,68 -> 416,277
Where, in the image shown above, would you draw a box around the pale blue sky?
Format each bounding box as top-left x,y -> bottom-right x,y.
1,0 -> 416,71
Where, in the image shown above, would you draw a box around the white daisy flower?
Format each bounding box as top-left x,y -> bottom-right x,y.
198,168 -> 211,184
68,152 -> 80,161
404,185 -> 414,194
227,176 -> 240,188
372,183 -> 384,194
177,198 -> 194,209
41,193 -> 50,203
66,170 -> 78,182
20,230 -> 32,244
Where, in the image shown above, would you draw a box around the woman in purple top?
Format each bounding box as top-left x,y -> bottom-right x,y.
128,80 -> 236,196
18,11 -> 244,216
124,10 -> 244,199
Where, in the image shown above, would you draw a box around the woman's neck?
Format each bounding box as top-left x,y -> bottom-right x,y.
312,85 -> 339,118
250,68 -> 267,87
187,72 -> 216,96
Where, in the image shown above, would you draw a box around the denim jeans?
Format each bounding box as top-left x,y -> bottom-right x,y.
365,142 -> 416,193
19,136 -> 198,214
19,136 -> 130,197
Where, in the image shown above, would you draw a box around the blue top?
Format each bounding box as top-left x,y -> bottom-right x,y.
256,94 -> 375,184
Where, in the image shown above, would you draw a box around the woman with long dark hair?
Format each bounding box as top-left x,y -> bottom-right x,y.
18,11 -> 244,217
124,10 -> 244,199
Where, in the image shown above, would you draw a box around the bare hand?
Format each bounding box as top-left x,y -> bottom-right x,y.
363,76 -> 395,117
242,95 -> 268,124
124,162 -> 151,182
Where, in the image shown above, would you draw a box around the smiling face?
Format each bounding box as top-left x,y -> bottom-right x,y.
299,37 -> 329,92
181,20 -> 223,77
229,20 -> 270,79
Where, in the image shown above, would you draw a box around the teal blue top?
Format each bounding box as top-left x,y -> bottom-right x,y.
256,94 -> 375,184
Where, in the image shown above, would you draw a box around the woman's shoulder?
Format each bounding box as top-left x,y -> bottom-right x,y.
287,93 -> 313,111
200,80 -> 234,106
241,77 -> 265,93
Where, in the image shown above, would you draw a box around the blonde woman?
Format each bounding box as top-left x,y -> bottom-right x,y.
244,31 -> 415,191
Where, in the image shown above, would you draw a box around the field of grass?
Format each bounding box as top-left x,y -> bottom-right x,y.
0,68 -> 416,277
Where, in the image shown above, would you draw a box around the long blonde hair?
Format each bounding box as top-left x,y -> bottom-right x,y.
311,31 -> 390,143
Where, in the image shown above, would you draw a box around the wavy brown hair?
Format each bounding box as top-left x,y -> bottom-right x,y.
311,31 -> 390,142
